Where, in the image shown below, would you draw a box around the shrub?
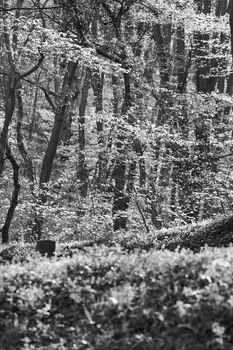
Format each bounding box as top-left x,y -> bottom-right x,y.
1,245 -> 233,349
0,243 -> 35,264
112,215 -> 233,252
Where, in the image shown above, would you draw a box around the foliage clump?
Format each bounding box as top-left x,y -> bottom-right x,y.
2,214 -> 233,265
1,245 -> 233,349
0,243 -> 35,264
111,215 -> 233,252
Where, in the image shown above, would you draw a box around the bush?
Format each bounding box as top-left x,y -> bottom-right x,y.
112,215 -> 233,252
1,245 -> 233,349
0,243 -> 35,264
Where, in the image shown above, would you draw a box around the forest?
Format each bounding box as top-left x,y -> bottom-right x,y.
1,0 -> 233,349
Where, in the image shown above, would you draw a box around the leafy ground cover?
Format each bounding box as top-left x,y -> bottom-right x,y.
1,215 -> 233,264
1,245 -> 233,349
113,215 -> 233,252
1,216 -> 233,349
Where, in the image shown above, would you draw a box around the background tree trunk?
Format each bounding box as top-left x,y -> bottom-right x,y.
77,67 -> 91,198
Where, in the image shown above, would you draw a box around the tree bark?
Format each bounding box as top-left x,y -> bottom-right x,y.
77,67 -> 91,197
176,25 -> 186,93
92,69 -> 106,186
194,0 -> 216,93
39,61 -> 78,187
152,23 -> 171,88
32,61 -> 78,240
1,144 -> 21,244
0,74 -> 18,175
16,88 -> 34,185
112,74 -> 122,117
229,0 -> 233,56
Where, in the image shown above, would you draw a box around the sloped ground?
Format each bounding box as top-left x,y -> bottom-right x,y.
112,215 -> 233,252
2,215 -> 233,263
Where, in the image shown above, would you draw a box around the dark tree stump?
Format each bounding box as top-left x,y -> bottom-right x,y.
36,240 -> 56,257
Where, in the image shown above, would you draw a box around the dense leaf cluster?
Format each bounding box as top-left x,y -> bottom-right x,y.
1,244 -> 233,349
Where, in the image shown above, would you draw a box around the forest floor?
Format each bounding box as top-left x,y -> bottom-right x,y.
1,215 -> 233,349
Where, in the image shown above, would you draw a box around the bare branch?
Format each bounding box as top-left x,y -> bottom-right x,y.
21,77 -> 57,110
133,185 -> 150,233
19,50 -> 45,79
0,6 -> 62,12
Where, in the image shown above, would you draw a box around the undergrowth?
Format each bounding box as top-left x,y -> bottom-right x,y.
1,245 -> 233,349
1,216 -> 233,349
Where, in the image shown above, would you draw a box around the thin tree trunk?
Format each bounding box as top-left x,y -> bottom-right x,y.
92,70 -> 105,186
112,155 -> 129,231
112,70 -> 132,231
112,74 -> 122,117
176,25 -> 186,93
29,73 -> 40,140
216,0 -> 228,93
229,0 -> 233,56
1,144 -> 21,244
77,67 -> 91,197
16,88 -> 34,185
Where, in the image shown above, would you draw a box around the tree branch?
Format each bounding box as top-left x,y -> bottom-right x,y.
21,77 -> 56,109
133,185 -> 150,233
19,50 -> 45,79
213,152 -> 233,160
0,6 -> 62,12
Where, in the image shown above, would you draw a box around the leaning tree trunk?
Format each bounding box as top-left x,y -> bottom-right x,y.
1,144 -> 21,244
32,61 -> 78,240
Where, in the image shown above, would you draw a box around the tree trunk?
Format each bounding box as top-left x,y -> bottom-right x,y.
16,88 -> 34,185
229,0 -> 233,56
216,0 -> 228,93
194,0 -> 216,93
1,144 -> 21,244
112,74 -> 122,117
32,61 -> 78,240
152,23 -> 171,88
29,73 -> 40,140
0,75 -> 18,175
92,69 -> 105,186
176,25 -> 186,93
112,70 -> 132,231
39,61 -> 78,187
112,154 -> 129,231
77,67 -> 91,197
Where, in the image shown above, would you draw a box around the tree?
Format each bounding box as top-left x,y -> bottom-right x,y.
0,0 -> 44,242
0,0 -> 233,242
